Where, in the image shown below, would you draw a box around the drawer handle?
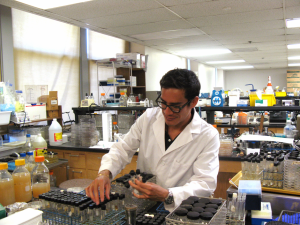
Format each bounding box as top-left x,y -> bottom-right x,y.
98,157 -> 102,159
70,155 -> 79,157
72,170 -> 82,174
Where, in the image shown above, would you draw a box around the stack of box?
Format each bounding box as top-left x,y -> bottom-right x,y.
116,53 -> 146,68
287,70 -> 300,93
46,91 -> 58,118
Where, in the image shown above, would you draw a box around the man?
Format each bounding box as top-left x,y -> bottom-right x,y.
86,68 -> 220,211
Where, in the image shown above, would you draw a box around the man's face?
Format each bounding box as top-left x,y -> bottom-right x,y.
160,88 -> 195,128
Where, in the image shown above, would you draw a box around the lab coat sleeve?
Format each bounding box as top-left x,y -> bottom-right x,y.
165,132 -> 220,211
98,110 -> 147,179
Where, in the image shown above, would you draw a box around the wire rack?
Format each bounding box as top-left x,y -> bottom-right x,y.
165,198 -> 227,225
279,210 -> 300,224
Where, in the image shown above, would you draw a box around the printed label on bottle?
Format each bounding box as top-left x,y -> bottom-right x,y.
36,148 -> 47,156
25,185 -> 30,192
54,132 -> 63,142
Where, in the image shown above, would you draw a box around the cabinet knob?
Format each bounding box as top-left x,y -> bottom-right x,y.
70,155 -> 79,157
72,170 -> 82,174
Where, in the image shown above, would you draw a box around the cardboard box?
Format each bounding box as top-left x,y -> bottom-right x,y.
287,70 -> 300,78
287,83 -> 300,88
46,91 -> 58,110
116,53 -> 141,68
47,110 -> 59,118
287,78 -> 300,83
130,76 -> 137,86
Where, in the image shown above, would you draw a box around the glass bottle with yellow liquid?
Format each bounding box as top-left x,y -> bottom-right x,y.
32,156 -> 50,198
13,159 -> 32,202
0,162 -> 15,206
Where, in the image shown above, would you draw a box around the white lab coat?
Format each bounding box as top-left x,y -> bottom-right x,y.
99,107 -> 220,211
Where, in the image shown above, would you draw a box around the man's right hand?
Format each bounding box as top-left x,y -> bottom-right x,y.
85,170 -> 111,205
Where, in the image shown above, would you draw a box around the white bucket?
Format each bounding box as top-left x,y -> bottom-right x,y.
0,111 -> 12,125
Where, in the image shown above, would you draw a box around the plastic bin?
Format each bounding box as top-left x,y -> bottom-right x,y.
0,111 -> 11,125
249,94 -> 276,106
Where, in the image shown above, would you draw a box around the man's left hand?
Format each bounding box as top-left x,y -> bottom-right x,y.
128,179 -> 169,202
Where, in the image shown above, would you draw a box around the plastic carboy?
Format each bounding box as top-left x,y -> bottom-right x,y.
33,133 -> 47,157
0,163 -> 15,206
12,159 -> 32,202
49,118 -> 63,146
32,156 -> 50,198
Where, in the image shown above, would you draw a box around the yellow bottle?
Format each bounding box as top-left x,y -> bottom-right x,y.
0,163 -> 16,206
12,159 -> 32,202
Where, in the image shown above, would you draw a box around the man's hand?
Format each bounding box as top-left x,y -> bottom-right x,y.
85,170 -> 111,205
128,179 -> 169,202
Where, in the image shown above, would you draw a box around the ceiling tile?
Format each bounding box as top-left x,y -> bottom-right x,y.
107,20 -> 194,35
187,9 -> 283,27
82,8 -> 179,28
285,5 -> 300,19
48,0 -> 162,20
218,35 -> 286,45
200,20 -> 284,34
286,34 -> 300,41
156,0 -> 209,7
131,28 -> 203,40
285,0 -> 300,7
143,35 -> 212,46
169,0 -> 283,19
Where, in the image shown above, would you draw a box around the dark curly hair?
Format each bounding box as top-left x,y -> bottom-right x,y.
160,69 -> 200,102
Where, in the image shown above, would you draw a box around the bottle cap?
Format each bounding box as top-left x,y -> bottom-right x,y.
101,93 -> 105,96
26,134 -> 31,137
113,121 -> 117,125
15,159 -> 25,166
20,152 -> 26,157
35,156 -> 45,162
27,151 -> 33,156
0,163 -> 8,170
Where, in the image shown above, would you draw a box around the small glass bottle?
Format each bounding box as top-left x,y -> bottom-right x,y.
79,204 -> 87,223
0,163 -> 16,206
89,93 -> 94,100
88,203 -> 95,221
50,170 -> 56,187
32,156 -> 50,199
25,151 -> 36,173
13,159 -> 32,202
23,134 -> 33,152
219,128 -> 226,139
100,93 -> 107,107
119,92 -> 127,107
101,204 -> 107,220
112,122 -> 119,142
85,93 -> 89,100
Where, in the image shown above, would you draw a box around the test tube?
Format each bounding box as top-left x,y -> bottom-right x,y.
119,194 -> 125,210
101,204 -> 106,220
125,204 -> 137,225
79,205 -> 87,223
88,203 -> 95,221
94,203 -> 101,220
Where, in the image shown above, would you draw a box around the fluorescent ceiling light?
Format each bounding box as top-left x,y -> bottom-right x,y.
206,60 -> 245,64
15,0 -> 92,9
221,66 -> 254,70
288,56 -> 300,60
288,63 -> 300,67
287,44 -> 300,49
286,18 -> 300,28
179,49 -> 231,57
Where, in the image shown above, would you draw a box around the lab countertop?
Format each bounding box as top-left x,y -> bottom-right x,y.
47,142 -> 241,161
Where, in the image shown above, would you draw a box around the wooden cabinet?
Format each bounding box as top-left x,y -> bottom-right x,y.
86,152 -> 105,170
52,165 -> 67,186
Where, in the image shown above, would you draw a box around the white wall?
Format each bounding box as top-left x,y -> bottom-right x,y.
224,68 -> 287,92
198,63 -> 215,94
216,69 -> 224,88
145,46 -> 187,91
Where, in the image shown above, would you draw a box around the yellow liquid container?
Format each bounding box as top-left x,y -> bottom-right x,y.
12,159 -> 32,202
0,163 -> 16,206
32,133 -> 47,157
32,183 -> 50,198
32,156 -> 50,198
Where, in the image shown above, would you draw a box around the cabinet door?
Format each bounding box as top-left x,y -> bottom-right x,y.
87,170 -> 98,180
69,168 -> 87,179
52,165 -> 67,186
64,151 -> 86,169
122,155 -> 138,175
86,152 -> 105,170
50,149 -> 64,159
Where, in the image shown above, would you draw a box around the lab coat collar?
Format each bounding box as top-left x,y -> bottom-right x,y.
153,108 -> 202,154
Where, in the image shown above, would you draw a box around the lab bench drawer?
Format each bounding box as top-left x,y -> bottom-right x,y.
86,152 -> 105,170
69,168 -> 86,179
64,152 -> 86,169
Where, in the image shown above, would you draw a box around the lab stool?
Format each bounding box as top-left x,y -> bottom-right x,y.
59,178 -> 93,190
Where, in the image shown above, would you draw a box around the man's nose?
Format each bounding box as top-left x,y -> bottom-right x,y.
164,106 -> 174,115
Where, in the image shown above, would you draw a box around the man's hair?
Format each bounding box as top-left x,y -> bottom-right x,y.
160,68 -> 201,101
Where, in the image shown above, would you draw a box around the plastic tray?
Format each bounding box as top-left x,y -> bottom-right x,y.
229,171 -> 300,196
